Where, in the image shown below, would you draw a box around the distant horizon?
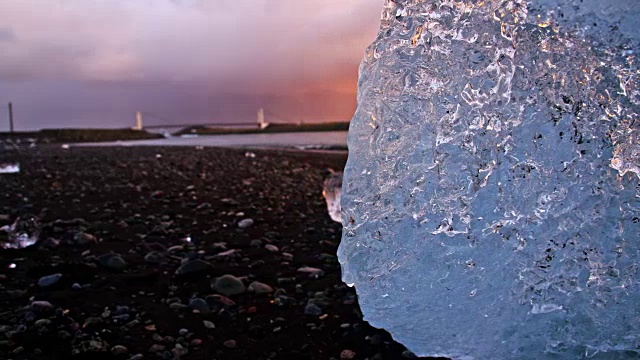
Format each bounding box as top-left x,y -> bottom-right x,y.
0,0 -> 383,132
0,116 -> 353,133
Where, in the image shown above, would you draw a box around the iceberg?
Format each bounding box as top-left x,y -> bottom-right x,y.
338,0 -> 639,358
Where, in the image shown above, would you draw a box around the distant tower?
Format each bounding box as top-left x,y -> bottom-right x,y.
8,102 -> 14,133
257,108 -> 269,129
134,111 -> 143,130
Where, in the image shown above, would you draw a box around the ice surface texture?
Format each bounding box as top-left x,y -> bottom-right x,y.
338,0 -> 639,359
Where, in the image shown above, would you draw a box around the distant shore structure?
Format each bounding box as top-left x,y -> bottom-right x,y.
257,108 -> 270,129
7,102 -> 14,133
133,108 -> 271,131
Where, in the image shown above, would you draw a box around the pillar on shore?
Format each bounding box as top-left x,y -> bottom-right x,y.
134,111 -> 143,130
8,102 -> 14,133
257,108 -> 269,129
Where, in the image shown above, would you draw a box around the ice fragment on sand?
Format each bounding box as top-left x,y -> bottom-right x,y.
322,170 -> 343,223
338,0 -> 640,359
1,216 -> 40,249
0,163 -> 19,174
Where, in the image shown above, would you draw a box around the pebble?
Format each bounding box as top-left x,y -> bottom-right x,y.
30,301 -> 54,312
37,273 -> 63,287
167,245 -> 184,253
172,344 -> 188,358
111,345 -> 129,355
97,253 -> 127,270
223,339 -> 237,349
401,350 -> 418,359
144,251 -> 165,264
297,266 -> 324,278
149,344 -> 166,353
250,239 -> 262,247
265,244 -> 279,252
188,298 -> 210,314
203,320 -> 215,329
71,283 -> 82,290
212,274 -> 246,296
74,232 -> 97,245
130,354 -> 144,360
369,334 -> 383,346
340,349 -> 356,360
34,319 -> 51,327
178,328 -> 189,336
248,281 -> 274,294
237,218 -> 254,229
190,338 -> 203,347
169,302 -> 189,311
175,259 -> 211,275
304,302 -> 323,316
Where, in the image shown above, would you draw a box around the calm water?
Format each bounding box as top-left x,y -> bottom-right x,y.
75,131 -> 348,150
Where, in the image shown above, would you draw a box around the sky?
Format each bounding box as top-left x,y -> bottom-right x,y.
0,0 -> 384,131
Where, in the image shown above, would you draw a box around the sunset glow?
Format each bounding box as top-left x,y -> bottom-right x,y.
0,0 -> 383,130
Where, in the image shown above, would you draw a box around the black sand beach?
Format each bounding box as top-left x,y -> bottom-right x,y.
0,146 -> 439,360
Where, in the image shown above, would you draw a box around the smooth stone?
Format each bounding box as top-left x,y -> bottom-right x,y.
169,302 -> 189,311
340,349 -> 356,360
37,273 -> 63,287
97,253 -> 127,270
212,275 -> 246,296
304,302 -> 323,316
223,339 -> 237,349
265,244 -> 279,253
34,319 -> 51,327
111,345 -> 129,355
248,281 -> 274,294
237,219 -> 254,229
149,344 -> 165,353
144,251 -> 165,264
188,298 -> 210,314
175,259 -> 211,275
203,320 -> 215,329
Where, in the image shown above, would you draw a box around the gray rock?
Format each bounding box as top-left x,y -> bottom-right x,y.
97,253 -> 127,270
237,218 -> 254,229
175,259 -> 211,275
264,244 -> 279,253
212,275 -> 246,296
248,281 -> 274,294
202,320 -> 215,329
37,273 -> 63,287
304,302 -> 322,316
188,298 -> 210,314
144,251 -> 165,264
111,345 -> 128,355
148,344 -> 165,353
74,232 -> 97,245
34,319 -> 51,327
169,302 -> 189,311
30,301 -> 54,312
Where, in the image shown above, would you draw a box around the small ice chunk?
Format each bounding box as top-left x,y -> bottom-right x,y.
1,216 -> 40,249
0,163 -> 19,174
322,170 -> 343,223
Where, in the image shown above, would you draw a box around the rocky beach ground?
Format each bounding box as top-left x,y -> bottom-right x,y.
0,146 -> 439,360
